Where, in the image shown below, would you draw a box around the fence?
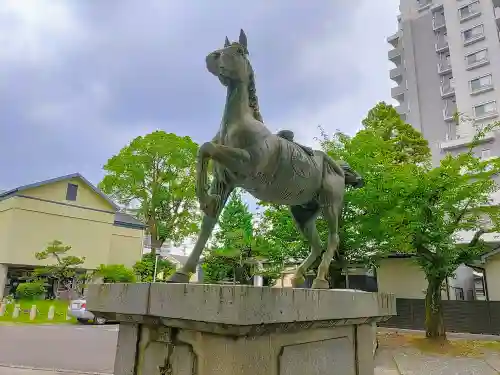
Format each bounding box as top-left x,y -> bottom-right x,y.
379,298 -> 500,335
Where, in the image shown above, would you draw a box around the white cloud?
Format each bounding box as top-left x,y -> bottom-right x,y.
27,81 -> 112,130
0,0 -> 86,65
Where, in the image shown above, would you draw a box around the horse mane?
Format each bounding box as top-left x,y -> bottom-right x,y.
247,63 -> 263,123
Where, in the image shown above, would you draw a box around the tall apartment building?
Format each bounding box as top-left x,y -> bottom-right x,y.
388,0 -> 500,165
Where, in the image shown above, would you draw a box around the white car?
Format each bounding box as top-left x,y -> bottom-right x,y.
67,299 -> 107,325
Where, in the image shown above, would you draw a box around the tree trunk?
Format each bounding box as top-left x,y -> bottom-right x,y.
425,277 -> 446,340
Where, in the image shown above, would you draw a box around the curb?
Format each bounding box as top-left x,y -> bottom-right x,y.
378,327 -> 500,341
0,364 -> 111,375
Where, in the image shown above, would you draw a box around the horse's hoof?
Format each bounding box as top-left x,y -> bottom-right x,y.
311,278 -> 330,289
165,272 -> 190,283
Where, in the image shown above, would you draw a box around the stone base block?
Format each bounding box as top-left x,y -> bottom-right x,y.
87,284 -> 396,375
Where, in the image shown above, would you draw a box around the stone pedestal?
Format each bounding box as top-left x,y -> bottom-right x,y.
87,283 -> 396,375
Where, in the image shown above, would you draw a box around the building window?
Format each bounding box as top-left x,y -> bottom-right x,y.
433,10 -> 446,29
417,0 -> 432,9
474,101 -> 498,118
462,24 -> 484,44
466,48 -> 488,68
66,183 -> 78,201
470,74 -> 493,93
481,149 -> 491,159
459,1 -> 481,21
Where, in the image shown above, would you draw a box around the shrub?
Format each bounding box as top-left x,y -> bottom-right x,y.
94,264 -> 136,283
16,281 -> 46,300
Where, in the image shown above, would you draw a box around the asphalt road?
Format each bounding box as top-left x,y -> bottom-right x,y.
0,324 -> 118,373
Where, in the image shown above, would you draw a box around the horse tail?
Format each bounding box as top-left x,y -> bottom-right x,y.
320,151 -> 345,177
320,152 -> 364,189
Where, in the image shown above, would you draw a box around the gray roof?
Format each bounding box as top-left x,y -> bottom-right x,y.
114,212 -> 146,229
0,173 -> 120,210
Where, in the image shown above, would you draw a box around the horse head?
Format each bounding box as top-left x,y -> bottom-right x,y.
206,29 -> 252,87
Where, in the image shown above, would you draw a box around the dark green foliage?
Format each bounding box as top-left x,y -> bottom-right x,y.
202,190 -> 268,284
93,264 -> 136,283
16,281 -> 45,300
133,253 -> 176,282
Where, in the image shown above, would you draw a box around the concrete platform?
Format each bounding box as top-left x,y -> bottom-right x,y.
88,283 -> 396,375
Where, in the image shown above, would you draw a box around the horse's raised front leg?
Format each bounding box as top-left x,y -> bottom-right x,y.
196,142 -> 250,217
168,178 -> 234,283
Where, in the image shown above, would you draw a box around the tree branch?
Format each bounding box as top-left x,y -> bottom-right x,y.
468,229 -> 485,248
416,244 -> 435,262
451,200 -> 472,229
454,229 -> 487,265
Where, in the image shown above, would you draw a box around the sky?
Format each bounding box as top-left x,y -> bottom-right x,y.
0,0 -> 400,191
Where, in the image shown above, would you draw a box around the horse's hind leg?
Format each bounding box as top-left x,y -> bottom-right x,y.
313,200 -> 342,289
290,200 -> 323,288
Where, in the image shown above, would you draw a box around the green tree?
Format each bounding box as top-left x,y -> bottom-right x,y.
251,103 -> 430,286
93,264 -> 136,283
99,131 -> 200,255
133,253 -> 176,282
322,103 -> 500,339
254,203 -> 309,279
360,102 -> 431,164
202,190 -> 267,284
33,240 -> 86,294
370,136 -> 500,339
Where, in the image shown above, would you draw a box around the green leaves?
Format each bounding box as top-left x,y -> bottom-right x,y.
133,253 -> 176,282
93,264 -> 136,283
320,102 -> 500,282
99,131 -> 200,253
202,190 -> 268,284
32,240 -> 86,293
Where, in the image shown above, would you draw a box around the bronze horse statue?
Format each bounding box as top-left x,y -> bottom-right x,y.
168,30 -> 363,288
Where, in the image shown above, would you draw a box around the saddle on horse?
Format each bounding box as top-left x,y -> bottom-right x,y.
276,130 -> 314,156
276,130 -> 358,177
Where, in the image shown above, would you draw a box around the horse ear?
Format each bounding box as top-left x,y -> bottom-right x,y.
224,36 -> 230,47
239,29 -> 247,48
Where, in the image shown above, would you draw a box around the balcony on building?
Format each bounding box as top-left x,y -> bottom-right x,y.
387,31 -> 400,48
417,0 -> 432,12
437,60 -> 452,75
389,66 -> 403,82
440,75 -> 455,98
437,50 -> 451,75
432,11 -> 446,31
441,132 -> 496,150
435,32 -> 449,53
443,98 -> 457,122
396,104 -> 407,121
388,45 -> 402,65
391,85 -> 405,101
395,103 -> 407,115
430,2 -> 444,12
